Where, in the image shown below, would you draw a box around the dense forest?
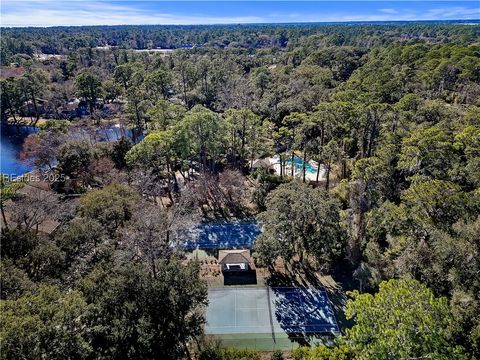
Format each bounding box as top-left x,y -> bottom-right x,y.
1,22 -> 480,359
1,21 -> 479,62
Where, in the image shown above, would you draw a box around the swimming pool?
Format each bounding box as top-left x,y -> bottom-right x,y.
284,155 -> 318,176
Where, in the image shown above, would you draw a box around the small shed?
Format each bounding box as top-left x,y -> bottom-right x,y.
218,249 -> 251,272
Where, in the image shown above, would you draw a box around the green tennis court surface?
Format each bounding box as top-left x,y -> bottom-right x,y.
205,287 -> 338,349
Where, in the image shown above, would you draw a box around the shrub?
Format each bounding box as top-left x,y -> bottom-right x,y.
271,349 -> 285,360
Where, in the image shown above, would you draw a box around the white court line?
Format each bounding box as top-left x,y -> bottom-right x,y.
208,287 -> 338,332
206,325 -> 274,329
208,325 -> 273,328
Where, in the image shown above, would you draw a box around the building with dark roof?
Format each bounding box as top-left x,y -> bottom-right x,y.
218,249 -> 252,272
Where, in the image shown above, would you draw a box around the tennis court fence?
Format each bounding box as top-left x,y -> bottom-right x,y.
206,333 -> 335,351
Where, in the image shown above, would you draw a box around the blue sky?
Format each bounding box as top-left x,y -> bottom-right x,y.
1,1 -> 479,27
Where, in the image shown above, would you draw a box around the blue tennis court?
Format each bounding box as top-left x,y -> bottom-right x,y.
182,221 -> 260,249
205,287 -> 338,336
272,288 -> 338,333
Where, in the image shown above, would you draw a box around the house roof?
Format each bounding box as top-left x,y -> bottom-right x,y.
0,180 -> 62,235
0,66 -> 25,79
1,199 -> 60,235
218,249 -> 251,264
252,159 -> 272,169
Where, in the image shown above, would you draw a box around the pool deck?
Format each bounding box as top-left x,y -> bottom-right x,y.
267,155 -> 326,182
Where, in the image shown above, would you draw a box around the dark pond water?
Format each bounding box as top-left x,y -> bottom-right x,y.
0,124 -> 38,178
77,124 -> 137,142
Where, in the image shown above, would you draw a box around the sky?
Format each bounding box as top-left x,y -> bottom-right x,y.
1,1 -> 479,27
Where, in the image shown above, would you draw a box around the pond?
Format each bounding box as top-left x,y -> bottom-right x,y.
0,124 -> 38,178
0,123 -> 139,178
75,124 -> 138,142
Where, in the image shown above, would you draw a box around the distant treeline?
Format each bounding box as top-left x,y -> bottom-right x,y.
1,22 -> 479,65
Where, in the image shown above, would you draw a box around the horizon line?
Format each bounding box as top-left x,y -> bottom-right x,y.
2,18 -> 480,29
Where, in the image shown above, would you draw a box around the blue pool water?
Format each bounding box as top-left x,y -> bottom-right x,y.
182,221 -> 261,249
285,155 -> 318,175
